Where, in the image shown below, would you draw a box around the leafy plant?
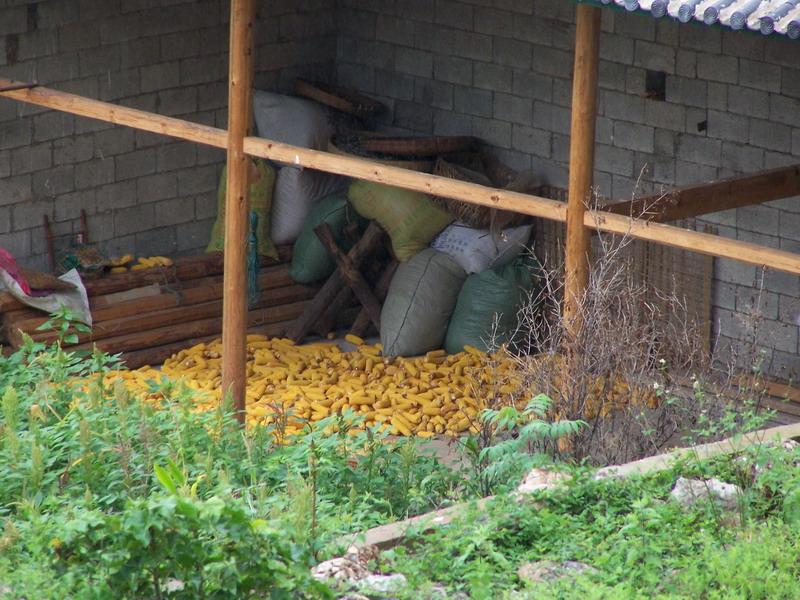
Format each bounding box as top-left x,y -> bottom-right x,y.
36,306 -> 92,346
49,492 -> 331,599
458,393 -> 583,496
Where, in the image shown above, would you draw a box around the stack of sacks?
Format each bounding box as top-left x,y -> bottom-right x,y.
253,91 -> 348,245
346,180 -> 459,357
345,178 -> 540,358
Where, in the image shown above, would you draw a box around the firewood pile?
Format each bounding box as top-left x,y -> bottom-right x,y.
0,250 -> 357,369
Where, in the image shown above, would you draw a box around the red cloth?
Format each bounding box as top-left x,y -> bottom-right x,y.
0,248 -> 32,296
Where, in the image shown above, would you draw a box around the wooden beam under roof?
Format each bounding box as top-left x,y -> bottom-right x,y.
603,164 -> 800,222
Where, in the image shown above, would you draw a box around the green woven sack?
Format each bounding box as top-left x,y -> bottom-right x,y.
444,255 -> 543,354
348,180 -> 453,262
207,158 -> 278,259
289,194 -> 364,284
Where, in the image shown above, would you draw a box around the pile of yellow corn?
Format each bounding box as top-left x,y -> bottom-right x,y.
102,335 -> 660,439
106,334 -> 523,438
108,255 -> 174,273
518,353 -> 660,419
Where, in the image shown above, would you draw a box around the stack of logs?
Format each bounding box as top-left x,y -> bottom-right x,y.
0,250 -> 355,369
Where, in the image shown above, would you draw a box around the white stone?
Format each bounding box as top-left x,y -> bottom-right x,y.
357,573 -> 408,594
164,579 -> 184,592
516,468 -> 569,495
670,476 -> 741,511
311,557 -> 371,582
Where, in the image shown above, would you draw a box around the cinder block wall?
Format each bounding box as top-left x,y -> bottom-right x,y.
0,0 -> 336,270
336,0 -> 800,380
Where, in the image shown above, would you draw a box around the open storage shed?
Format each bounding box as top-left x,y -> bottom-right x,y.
1,0 -> 799,420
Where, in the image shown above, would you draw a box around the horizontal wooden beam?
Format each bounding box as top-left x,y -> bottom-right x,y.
0,77 -> 567,222
241,136 -> 569,222
603,164 -> 800,222
587,210 -> 800,274
4,77 -> 800,276
0,77 -> 226,148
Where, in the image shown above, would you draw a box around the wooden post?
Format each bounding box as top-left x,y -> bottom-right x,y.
564,4 -> 601,335
221,0 -> 256,423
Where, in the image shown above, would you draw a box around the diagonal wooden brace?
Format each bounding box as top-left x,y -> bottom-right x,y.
0,81 -> 38,93
350,259 -> 397,338
287,221 -> 385,343
314,222 -> 383,332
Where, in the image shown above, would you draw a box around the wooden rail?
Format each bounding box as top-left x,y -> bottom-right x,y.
2,77 -> 800,277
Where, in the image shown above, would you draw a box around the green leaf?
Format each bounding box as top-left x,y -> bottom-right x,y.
165,457 -> 186,488
153,464 -> 177,495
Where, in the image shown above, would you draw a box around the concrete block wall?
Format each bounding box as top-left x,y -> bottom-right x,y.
335,0 -> 800,380
0,0 -> 337,270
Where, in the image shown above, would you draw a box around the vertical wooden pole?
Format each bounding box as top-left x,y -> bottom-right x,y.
564,4 -> 601,335
222,0 -> 256,423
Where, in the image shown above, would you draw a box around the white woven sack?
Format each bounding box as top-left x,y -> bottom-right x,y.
270,167 -> 348,245
430,222 -> 532,274
253,90 -> 331,157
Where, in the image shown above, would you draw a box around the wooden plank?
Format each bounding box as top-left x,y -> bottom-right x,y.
564,4 -> 601,333
595,422 -> 800,479
0,77 -> 568,224
587,210 -> 800,274
4,266 -> 294,341
25,283 -> 315,347
313,287 -> 355,338
92,284 -> 163,307
0,77 -> 227,149
603,164 -> 800,223
314,223 -> 383,332
0,249 -> 290,315
221,0 -> 256,420
75,300 -> 307,356
288,222 -> 385,342
346,497 -> 496,550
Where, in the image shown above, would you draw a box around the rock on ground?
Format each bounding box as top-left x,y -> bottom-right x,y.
670,476 -> 741,511
311,556 -> 372,582
356,573 -> 408,594
516,468 -> 569,496
311,544 -> 381,583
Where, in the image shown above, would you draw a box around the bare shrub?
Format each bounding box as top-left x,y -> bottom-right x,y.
498,189 -> 773,466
